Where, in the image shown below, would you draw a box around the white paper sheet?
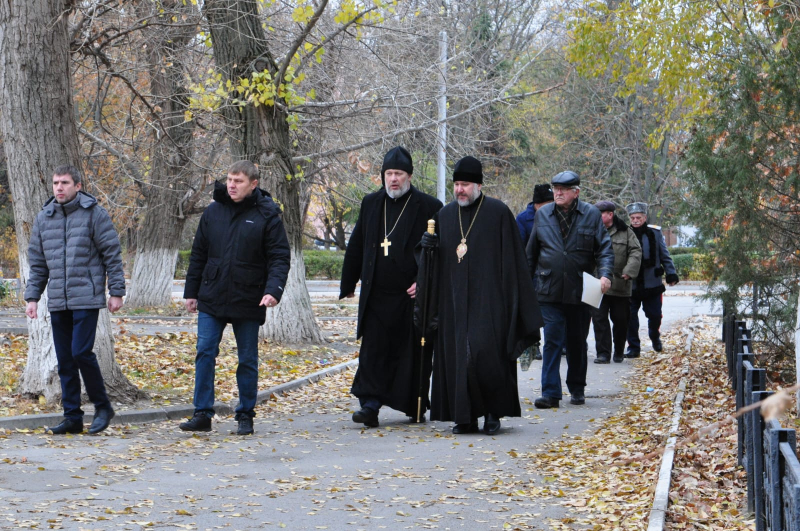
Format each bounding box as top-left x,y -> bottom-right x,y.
581,272 -> 604,309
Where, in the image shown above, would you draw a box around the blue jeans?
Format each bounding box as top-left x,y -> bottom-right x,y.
194,312 -> 260,420
50,309 -> 111,420
539,303 -> 591,400
627,294 -> 663,350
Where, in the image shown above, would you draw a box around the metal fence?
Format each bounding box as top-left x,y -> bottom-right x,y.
723,311 -> 800,531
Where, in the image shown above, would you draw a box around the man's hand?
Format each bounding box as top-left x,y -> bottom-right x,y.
185,298 -> 198,313
600,277 -> 612,294
407,282 -> 417,299
25,301 -> 38,319
108,296 -> 123,313
420,232 -> 438,249
622,274 -> 631,280
260,294 -> 278,308
344,292 -> 355,298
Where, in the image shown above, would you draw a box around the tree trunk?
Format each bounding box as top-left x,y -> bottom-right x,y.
204,0 -> 322,343
126,0 -> 197,308
0,0 -> 140,401
795,285 -> 800,413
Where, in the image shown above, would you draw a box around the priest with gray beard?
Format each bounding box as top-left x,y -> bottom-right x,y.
418,156 -> 542,435
340,147 -> 443,428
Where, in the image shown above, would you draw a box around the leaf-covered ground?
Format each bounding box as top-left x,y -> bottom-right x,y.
498,317 -> 754,530
0,317 -> 359,418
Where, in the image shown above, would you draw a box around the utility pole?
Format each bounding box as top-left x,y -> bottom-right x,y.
436,29 -> 447,203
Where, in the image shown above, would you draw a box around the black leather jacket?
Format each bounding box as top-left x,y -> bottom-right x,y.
526,200 -> 614,305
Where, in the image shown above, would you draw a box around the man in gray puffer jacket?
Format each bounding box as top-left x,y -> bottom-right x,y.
24,165 -> 126,435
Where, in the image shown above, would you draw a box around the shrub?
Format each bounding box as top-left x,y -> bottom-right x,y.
304,250 -> 345,279
174,250 -> 192,280
669,246 -> 700,255
672,254 -> 694,278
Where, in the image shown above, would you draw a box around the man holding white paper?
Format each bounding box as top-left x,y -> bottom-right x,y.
526,171 -> 614,408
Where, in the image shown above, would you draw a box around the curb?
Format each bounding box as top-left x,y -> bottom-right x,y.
647,325 -> 694,530
0,358 -> 359,432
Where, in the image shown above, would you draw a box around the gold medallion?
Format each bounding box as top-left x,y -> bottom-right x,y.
456,239 -> 468,263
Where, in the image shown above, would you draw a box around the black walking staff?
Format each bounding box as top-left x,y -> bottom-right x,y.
416,219 -> 437,422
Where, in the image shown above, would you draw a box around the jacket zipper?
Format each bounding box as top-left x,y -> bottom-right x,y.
62,204 -> 69,309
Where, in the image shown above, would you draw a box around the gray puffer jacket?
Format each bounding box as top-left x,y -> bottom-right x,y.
24,191 -> 125,311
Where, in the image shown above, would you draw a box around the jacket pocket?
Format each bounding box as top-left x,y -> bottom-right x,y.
576,229 -> 594,251
198,264 -> 219,300
537,268 -> 552,296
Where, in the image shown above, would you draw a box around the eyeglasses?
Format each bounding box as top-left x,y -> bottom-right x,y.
552,187 -> 576,194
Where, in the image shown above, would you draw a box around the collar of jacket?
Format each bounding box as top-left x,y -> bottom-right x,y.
43,191 -> 97,217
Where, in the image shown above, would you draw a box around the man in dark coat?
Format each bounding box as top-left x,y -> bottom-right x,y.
526,171 -> 614,409
25,165 -> 126,435
516,183 -> 554,244
624,202 -> 679,357
182,160 -> 291,435
419,156 -> 542,435
340,147 -> 443,427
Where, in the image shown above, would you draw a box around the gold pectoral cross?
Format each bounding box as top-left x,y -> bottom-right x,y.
381,237 -> 392,256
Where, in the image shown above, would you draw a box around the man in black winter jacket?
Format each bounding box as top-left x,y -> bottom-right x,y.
181,160 -> 290,435
526,171 -> 614,409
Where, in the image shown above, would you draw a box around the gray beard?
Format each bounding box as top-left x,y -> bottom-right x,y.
456,186 -> 481,207
386,181 -> 411,199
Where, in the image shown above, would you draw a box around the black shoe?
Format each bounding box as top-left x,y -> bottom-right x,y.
534,396 -> 560,409
652,339 -> 663,352
236,417 -> 254,435
452,421 -> 479,434
570,392 -> 585,405
594,356 -> 610,364
47,418 -> 83,435
613,354 -> 624,363
408,414 -> 426,423
483,414 -> 501,435
180,412 -> 212,432
352,408 -> 379,428
561,347 -> 567,356
88,407 -> 115,434
624,348 -> 640,358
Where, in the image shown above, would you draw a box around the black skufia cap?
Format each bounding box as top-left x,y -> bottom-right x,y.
452,156 -> 483,184
532,184 -> 553,204
381,147 -> 413,183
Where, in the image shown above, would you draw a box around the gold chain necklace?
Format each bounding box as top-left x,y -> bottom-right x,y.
381,192 -> 413,257
456,193 -> 485,263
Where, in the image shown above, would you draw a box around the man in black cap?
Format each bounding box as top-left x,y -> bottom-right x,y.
590,201 -> 642,364
526,171 -> 614,409
516,183 -> 554,245
340,146 -> 442,427
418,156 -> 542,435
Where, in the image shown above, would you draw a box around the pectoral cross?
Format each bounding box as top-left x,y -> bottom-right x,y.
381,237 -> 392,256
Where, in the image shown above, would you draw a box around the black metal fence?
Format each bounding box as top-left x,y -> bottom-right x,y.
723,311 -> 800,531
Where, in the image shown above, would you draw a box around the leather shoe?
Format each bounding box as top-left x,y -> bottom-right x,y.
352,408 -> 379,428
47,418 -> 83,435
180,412 -> 212,432
594,356 -> 610,364
613,354 -> 624,363
452,421 -> 479,434
624,348 -> 640,358
88,408 -> 115,434
570,392 -> 585,405
534,396 -> 560,409
483,414 -> 501,435
236,417 -> 254,435
652,339 -> 663,352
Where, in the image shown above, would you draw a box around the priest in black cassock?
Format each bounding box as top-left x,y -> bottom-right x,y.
340,147 -> 443,428
418,156 -> 543,435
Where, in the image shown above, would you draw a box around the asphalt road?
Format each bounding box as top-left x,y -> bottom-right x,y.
0,292 -> 712,530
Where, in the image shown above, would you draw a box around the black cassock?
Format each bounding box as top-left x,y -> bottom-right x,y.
422,194 -> 543,424
340,185 -> 443,417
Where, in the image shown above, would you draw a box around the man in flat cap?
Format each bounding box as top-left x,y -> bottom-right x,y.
590,201 -> 642,364
340,146 -> 442,427
526,171 -> 614,409
624,202 -> 679,357
417,156 -> 542,435
516,183 -> 554,245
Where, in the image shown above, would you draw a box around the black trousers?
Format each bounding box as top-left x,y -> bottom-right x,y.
591,295 -> 631,359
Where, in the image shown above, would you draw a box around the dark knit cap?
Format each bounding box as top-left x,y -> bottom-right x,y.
452,156 -> 483,184
381,147 -> 413,182
594,200 -> 617,212
532,184 -> 554,204
551,170 -> 580,187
